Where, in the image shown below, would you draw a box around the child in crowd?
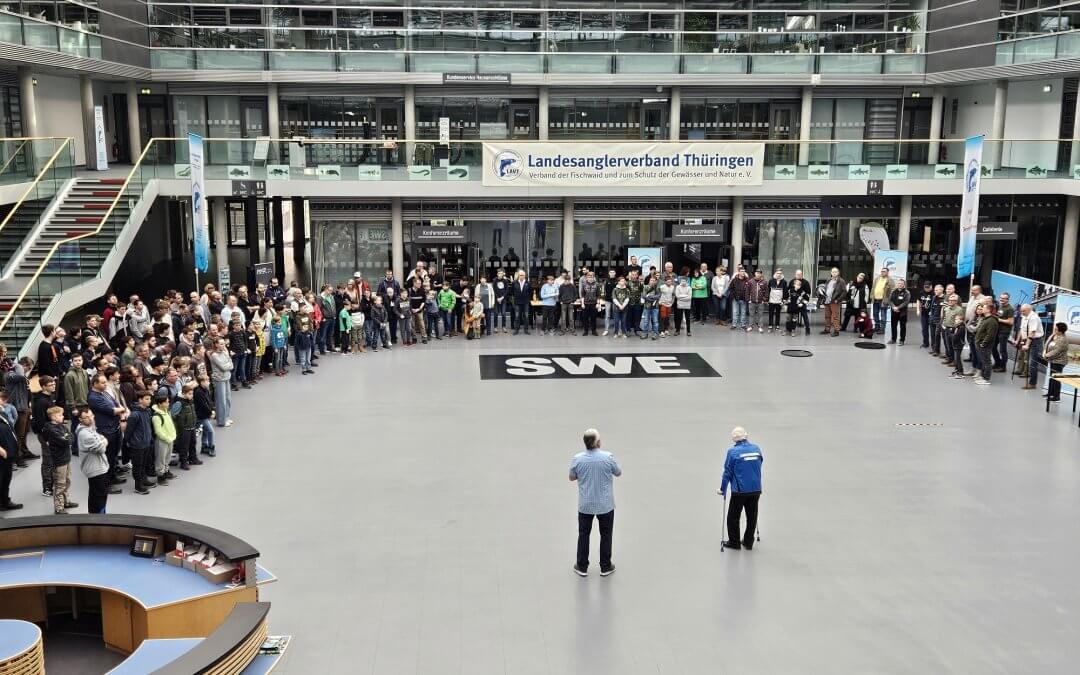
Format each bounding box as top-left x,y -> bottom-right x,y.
425,291 -> 442,340
349,301 -> 366,354
674,277 -> 693,337
275,304 -> 291,367
150,392 -> 176,486
270,317 -> 287,375
194,375 -> 215,456
854,310 -> 875,339
467,297 -> 485,339
43,406 -> 75,513
250,319 -> 266,382
295,314 -> 315,374
438,284 -> 457,337
338,300 -> 353,354
397,291 -> 414,346
540,275 -> 559,335
371,296 -> 391,350
171,382 -> 199,470
124,391 -> 154,494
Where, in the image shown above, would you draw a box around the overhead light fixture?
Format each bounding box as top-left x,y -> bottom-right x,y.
1043,84 -> 1053,93
140,87 -> 151,95
911,91 -> 921,98
32,77 -> 37,86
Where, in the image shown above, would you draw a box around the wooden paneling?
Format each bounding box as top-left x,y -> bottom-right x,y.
0,527 -> 78,550
205,620 -> 266,675
101,591 -> 134,654
0,589 -> 46,623
0,632 -> 44,675
145,586 -> 258,640
79,526 -> 134,547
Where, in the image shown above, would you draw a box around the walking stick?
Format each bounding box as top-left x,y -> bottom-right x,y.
720,493 -> 727,552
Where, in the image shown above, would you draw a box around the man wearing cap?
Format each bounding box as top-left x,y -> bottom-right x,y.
916,280 -> 935,348
718,426 -> 764,551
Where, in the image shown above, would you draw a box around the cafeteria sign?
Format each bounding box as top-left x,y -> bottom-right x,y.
483,142 -> 764,188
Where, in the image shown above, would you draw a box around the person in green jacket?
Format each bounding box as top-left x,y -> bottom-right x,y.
438,286 -> 458,336
690,270 -> 709,325
150,392 -> 177,486
338,300 -> 354,353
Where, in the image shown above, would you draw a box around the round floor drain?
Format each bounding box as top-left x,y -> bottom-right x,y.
781,349 -> 813,358
854,341 -> 886,350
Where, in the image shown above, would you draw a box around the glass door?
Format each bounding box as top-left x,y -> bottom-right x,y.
641,102 -> 667,140
377,105 -> 401,164
768,104 -> 798,165
138,96 -> 169,161
509,105 -> 536,139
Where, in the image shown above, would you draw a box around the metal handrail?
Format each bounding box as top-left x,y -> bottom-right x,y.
0,138 -> 154,335
141,136 -> 1069,146
0,137 -> 72,238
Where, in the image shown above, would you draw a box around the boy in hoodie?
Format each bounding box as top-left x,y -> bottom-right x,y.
295,313 -> 315,374
640,278 -> 661,340
171,382 -> 199,469
270,316 -> 287,373
43,406 -> 77,513
557,271 -> 579,336
674,277 -> 694,337
371,296 -> 391,350
338,299 -> 354,354
31,375 -> 58,496
194,375 -> 215,456
437,284 -> 457,338
425,291 -> 443,341
397,291 -> 414,346
123,391 -> 154,494
150,393 -> 177,486
540,275 -> 559,335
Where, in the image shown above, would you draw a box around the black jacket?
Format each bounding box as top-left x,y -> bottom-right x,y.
43,421 -> 72,466
786,285 -> 810,313
511,279 -> 531,304
194,387 -> 214,420
558,282 -> 579,304
889,288 -> 911,311
36,340 -> 62,378
31,391 -> 56,434
123,406 -> 153,450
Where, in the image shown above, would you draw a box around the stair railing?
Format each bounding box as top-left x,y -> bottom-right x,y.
0,137 -> 74,238
0,138 -> 160,338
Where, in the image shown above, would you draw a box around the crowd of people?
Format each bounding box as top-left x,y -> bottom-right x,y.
0,257 -> 1067,513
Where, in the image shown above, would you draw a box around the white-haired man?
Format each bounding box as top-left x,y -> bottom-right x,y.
569,428 -> 622,577
718,427 -> 764,551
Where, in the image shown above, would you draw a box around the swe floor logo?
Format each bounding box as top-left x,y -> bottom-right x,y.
479,353 -> 721,380
493,150 -> 522,181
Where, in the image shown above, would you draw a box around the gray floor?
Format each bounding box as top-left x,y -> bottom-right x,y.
5,325 -> 1080,674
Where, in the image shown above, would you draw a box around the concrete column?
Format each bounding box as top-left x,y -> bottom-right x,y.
730,197 -> 744,270
669,86 -> 681,141
80,75 -> 95,168
391,197 -> 404,282
562,198 -> 574,273
291,196 -> 306,266
404,84 -> 416,163
126,80 -> 141,162
1070,90 -> 1080,171
272,196 -> 285,282
538,86 -> 549,141
928,87 -> 944,165
1059,195 -> 1080,288
213,198 -> 228,275
267,83 -> 280,138
898,195 -> 912,254
990,80 -> 1008,169
17,67 -> 37,137
798,86 -> 813,166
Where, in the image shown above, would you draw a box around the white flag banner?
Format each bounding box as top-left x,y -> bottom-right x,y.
483,142 -> 764,188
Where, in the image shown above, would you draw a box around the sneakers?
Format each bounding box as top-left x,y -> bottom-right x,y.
41,489 -> 51,497
599,567 -> 616,577
758,327 -> 763,333
974,378 -> 990,386
602,330 -> 608,336
722,540 -> 741,550
573,564 -> 588,577
950,372 -> 964,380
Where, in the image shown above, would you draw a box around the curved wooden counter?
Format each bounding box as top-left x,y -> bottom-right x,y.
0,620 -> 44,675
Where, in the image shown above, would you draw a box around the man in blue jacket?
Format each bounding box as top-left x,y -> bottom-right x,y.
718,426 -> 764,551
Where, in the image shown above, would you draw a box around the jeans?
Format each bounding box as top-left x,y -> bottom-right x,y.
231,354 -> 247,385
492,302 -> 508,330
439,309 -> 451,335
873,300 -> 888,331
951,329 -> 967,373
977,344 -> 994,380
376,322 -> 391,347
711,295 -> 727,322
612,307 -> 627,334
103,429 -> 121,476
560,304 -> 575,332
200,418 -> 215,449
726,492 -> 760,548
640,307 -> 659,336
732,300 -> 748,328
692,296 -> 707,323
749,303 -> 764,328
930,321 -> 942,353
967,332 -> 981,370
364,319 -> 376,347
298,346 -> 312,371
767,304 -> 782,329
514,303 -> 531,333
1027,337 -> 1044,385
627,304 -> 643,333
581,305 -> 597,334
604,301 -> 614,332
577,510 -> 614,571
400,314 -> 413,343
213,380 -> 231,426
426,314 -> 441,338
791,309 -> 811,335
890,311 -> 907,342
920,312 -> 931,346
273,347 -> 285,371
542,305 -> 557,332
316,320 -> 332,353
993,331 -> 1010,369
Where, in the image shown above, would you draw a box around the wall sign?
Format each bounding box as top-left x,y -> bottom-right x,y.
669,223 -> 726,242
93,105 -> 108,171
231,180 -> 265,197
412,225 -> 467,244
479,353 -> 721,380
483,141 -> 764,188
252,261 -> 275,288
976,222 -> 1018,240
443,73 -> 511,84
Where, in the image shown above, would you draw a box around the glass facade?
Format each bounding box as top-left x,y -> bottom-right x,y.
314,220 -> 393,285
741,219 -> 821,282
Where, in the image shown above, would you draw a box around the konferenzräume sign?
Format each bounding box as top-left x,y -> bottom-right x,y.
482,142 -> 764,188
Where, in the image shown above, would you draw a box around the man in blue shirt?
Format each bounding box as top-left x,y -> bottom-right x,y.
569,428 -> 622,577
718,426 -> 764,551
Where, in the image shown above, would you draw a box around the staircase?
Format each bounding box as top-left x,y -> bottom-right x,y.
7,178 -> 129,278
0,176 -> 146,354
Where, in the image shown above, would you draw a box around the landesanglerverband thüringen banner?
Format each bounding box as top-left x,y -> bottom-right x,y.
483,142 -> 764,188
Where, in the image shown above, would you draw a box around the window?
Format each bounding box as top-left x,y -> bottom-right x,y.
372,10 -> 403,28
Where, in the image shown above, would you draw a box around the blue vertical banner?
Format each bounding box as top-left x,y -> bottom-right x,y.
957,135 -> 983,279
189,133 -> 208,273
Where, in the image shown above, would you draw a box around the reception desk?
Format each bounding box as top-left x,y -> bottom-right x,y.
0,515 -> 286,674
